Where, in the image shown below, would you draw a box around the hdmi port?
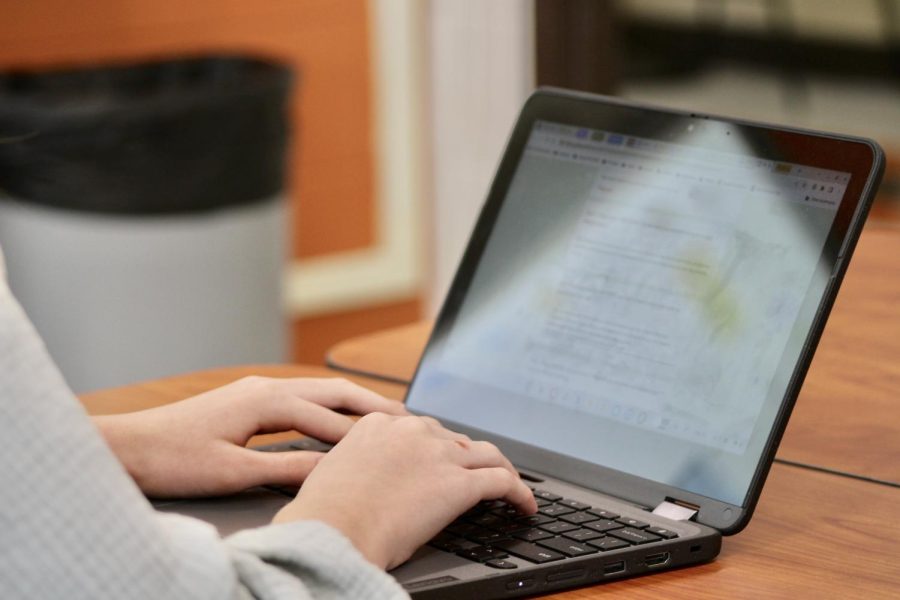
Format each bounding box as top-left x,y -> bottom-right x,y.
602,561 -> 626,576
645,552 -> 670,568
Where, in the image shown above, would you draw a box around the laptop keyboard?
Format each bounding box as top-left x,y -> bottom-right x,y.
256,439 -> 680,570
430,488 -> 679,569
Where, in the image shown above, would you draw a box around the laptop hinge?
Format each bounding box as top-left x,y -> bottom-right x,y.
652,498 -> 700,521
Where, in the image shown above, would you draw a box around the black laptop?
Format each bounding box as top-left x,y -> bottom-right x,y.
159,89 -> 883,598
386,89 -> 883,597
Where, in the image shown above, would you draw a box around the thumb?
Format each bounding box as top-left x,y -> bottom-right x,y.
242,449 -> 326,488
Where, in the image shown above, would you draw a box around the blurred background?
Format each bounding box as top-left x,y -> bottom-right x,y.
1,0 -> 898,392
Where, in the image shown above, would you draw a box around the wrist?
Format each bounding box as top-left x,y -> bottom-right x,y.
273,497 -> 390,570
92,414 -> 150,487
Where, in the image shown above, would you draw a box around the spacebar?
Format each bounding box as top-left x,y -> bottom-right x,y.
495,540 -> 565,564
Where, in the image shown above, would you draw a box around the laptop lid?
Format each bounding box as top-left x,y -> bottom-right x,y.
404,89 -> 883,534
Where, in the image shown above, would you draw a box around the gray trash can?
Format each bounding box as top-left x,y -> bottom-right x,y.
0,57 -> 292,392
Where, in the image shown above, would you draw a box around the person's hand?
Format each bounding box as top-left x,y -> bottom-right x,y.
93,376 -> 408,498
273,413 -> 537,570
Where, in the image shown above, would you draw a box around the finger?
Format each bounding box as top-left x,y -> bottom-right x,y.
451,440 -> 518,477
239,449 -> 326,488
468,467 -> 538,515
281,378 -> 409,416
255,397 -> 358,442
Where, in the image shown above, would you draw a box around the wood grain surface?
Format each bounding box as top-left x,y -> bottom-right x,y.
79,364 -> 900,599
327,225 -> 900,485
549,465 -> 900,599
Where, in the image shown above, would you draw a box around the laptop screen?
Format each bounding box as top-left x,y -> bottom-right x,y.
407,116 -> 854,507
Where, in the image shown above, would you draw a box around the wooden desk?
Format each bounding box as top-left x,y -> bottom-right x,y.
80,364 -> 900,598
328,225 -> 900,486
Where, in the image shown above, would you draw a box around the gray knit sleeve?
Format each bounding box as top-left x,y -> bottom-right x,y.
225,519 -> 407,599
0,246 -> 407,600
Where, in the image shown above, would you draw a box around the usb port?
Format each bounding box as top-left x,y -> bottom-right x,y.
644,552 -> 670,568
602,561 -> 626,576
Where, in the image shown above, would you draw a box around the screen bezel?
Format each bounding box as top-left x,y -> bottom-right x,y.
405,88 -> 884,534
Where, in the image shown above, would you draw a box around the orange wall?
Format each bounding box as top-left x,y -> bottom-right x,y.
1,1 -> 423,364
0,0 -> 374,259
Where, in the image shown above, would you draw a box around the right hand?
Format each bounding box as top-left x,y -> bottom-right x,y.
273,413 -> 537,570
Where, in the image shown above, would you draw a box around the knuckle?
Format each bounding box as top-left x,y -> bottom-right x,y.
238,375 -> 264,387
421,416 -> 442,428
477,440 -> 501,456
238,375 -> 278,398
402,415 -> 430,431
250,375 -> 277,390
453,437 -> 471,451
335,377 -> 357,390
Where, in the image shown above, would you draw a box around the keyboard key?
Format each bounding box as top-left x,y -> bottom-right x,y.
491,506 -> 522,520
537,537 -> 598,557
608,527 -> 662,545
468,513 -> 505,528
457,546 -> 509,562
446,522 -> 480,537
587,508 -> 620,520
533,489 -> 562,502
563,528 -> 605,542
515,514 -> 556,527
616,517 -> 649,529
514,528 -> 554,542
467,530 -> 512,545
557,498 -> 591,511
646,526 -> 678,539
588,537 -> 631,551
540,521 -> 579,534
584,519 -> 624,533
496,540 -> 565,564
535,497 -> 553,508
560,512 -> 599,525
485,559 -> 518,569
492,521 -> 531,535
540,504 -> 576,517
429,532 -> 470,552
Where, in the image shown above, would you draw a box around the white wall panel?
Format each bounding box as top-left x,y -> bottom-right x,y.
428,0 -> 536,311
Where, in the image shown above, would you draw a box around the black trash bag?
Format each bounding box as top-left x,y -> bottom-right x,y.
0,56 -> 292,215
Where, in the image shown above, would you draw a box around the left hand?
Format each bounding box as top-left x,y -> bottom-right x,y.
93,376 -> 408,498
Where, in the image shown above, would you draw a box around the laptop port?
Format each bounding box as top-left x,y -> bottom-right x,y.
602,561 -> 626,576
644,552 -> 670,568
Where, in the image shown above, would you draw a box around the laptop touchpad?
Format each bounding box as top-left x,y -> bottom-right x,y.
152,488 -> 292,537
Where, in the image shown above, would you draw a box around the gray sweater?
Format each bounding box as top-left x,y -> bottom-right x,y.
0,248 -> 409,599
